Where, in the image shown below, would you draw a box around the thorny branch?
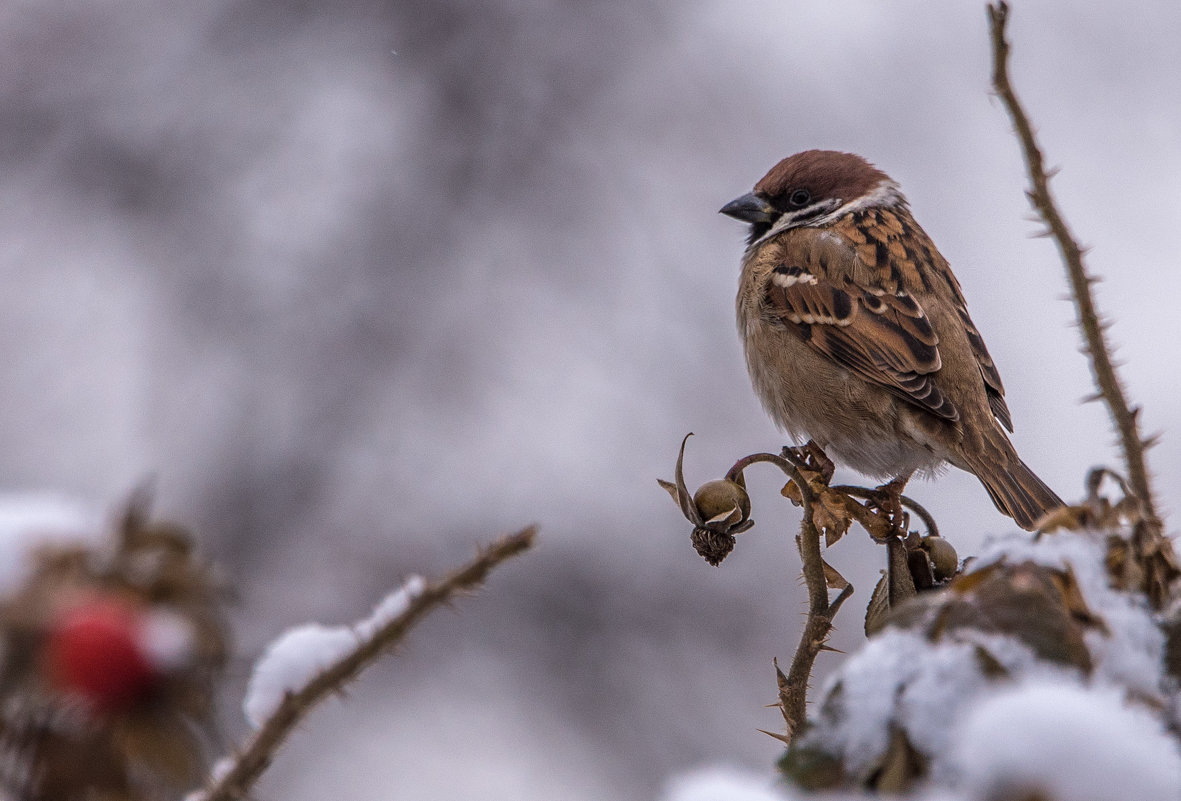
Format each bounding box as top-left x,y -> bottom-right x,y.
722,450 -> 850,741
200,527 -> 536,801
987,2 -> 1157,526
777,454 -> 853,741
727,451 -> 885,740
988,2 -> 1176,606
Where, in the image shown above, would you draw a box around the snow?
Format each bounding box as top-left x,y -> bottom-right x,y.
811,629 -> 1073,781
796,528 -> 1180,794
138,607 -> 199,671
354,575 -> 426,640
243,575 -> 426,728
951,682 -> 1181,801
0,493 -> 103,595
659,766 -> 791,801
975,531 -> 1165,698
244,623 -> 359,727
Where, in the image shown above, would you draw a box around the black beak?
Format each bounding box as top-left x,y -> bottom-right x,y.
719,192 -> 776,224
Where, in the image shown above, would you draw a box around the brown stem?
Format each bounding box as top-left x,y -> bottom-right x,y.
779,463 -> 827,740
987,2 -> 1159,529
832,486 -> 940,539
726,452 -> 800,485
201,527 -> 537,801
722,451 -> 840,739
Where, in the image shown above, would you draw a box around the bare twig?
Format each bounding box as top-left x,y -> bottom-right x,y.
987,2 -> 1159,528
200,527 -> 537,801
725,451 -> 799,484
988,2 -> 1176,607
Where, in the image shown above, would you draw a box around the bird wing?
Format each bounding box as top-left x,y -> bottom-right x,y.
833,205 -> 1012,430
765,206 -> 1015,432
761,229 -> 960,424
938,268 -> 1013,431
773,206 -> 1015,430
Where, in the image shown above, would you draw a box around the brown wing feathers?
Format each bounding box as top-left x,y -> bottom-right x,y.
838,206 -> 1012,432
764,264 -> 959,423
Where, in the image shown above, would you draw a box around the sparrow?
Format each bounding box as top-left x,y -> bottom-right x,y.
721,149 -> 1062,530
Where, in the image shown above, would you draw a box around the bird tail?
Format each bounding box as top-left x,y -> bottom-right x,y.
961,434 -> 1064,531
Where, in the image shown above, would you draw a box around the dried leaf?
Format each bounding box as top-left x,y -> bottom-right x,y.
940,561 -> 1094,671
871,727 -> 926,791
1049,566 -> 1108,633
972,645 -> 1009,678
668,433 -> 700,524
865,573 -> 890,636
781,480 -> 803,505
822,560 -> 850,590
887,539 -> 917,606
816,490 -> 853,547
703,507 -> 743,528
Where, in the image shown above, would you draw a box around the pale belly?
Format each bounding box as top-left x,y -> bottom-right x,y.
741,318 -> 949,480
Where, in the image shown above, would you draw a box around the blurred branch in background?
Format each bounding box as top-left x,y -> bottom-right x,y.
0,502 -> 534,801
199,526 -> 536,801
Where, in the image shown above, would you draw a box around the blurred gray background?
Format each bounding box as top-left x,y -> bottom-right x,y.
1,1 -> 1179,799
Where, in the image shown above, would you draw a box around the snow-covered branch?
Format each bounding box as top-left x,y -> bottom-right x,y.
197,526 -> 536,801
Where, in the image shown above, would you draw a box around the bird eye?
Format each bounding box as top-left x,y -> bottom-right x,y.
788,189 -> 812,207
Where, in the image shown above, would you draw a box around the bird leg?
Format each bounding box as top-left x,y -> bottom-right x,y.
782,441 -> 835,484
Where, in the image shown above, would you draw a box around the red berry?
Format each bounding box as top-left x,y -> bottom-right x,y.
45,598 -> 157,713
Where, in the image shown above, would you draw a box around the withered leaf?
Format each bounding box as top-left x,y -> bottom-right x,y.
822,559 -> 850,590
865,573 -> 890,636
816,490 -> 853,547
870,727 -> 927,791
781,480 -> 803,506
1049,565 -> 1108,633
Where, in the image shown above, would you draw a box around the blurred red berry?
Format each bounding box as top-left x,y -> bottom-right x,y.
45,598 -> 157,713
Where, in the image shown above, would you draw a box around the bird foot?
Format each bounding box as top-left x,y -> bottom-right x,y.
782,441 -> 835,484
869,476 -> 911,536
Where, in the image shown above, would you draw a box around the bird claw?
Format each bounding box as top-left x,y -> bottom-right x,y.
781,441 -> 836,483
869,477 -> 911,536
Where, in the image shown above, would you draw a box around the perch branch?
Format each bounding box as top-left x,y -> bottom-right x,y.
780,461 -> 829,740
833,486 -> 940,539
200,527 -> 537,801
725,451 -> 848,741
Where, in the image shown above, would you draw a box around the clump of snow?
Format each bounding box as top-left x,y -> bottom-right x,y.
659,765 -> 791,801
243,575 -> 426,728
138,607 -> 199,671
811,629 -> 1072,781
950,682 -> 1181,801
354,575 -> 427,640
0,493 -> 103,595
244,624 -> 358,727
795,529 -> 1178,792
975,531 -> 1165,699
